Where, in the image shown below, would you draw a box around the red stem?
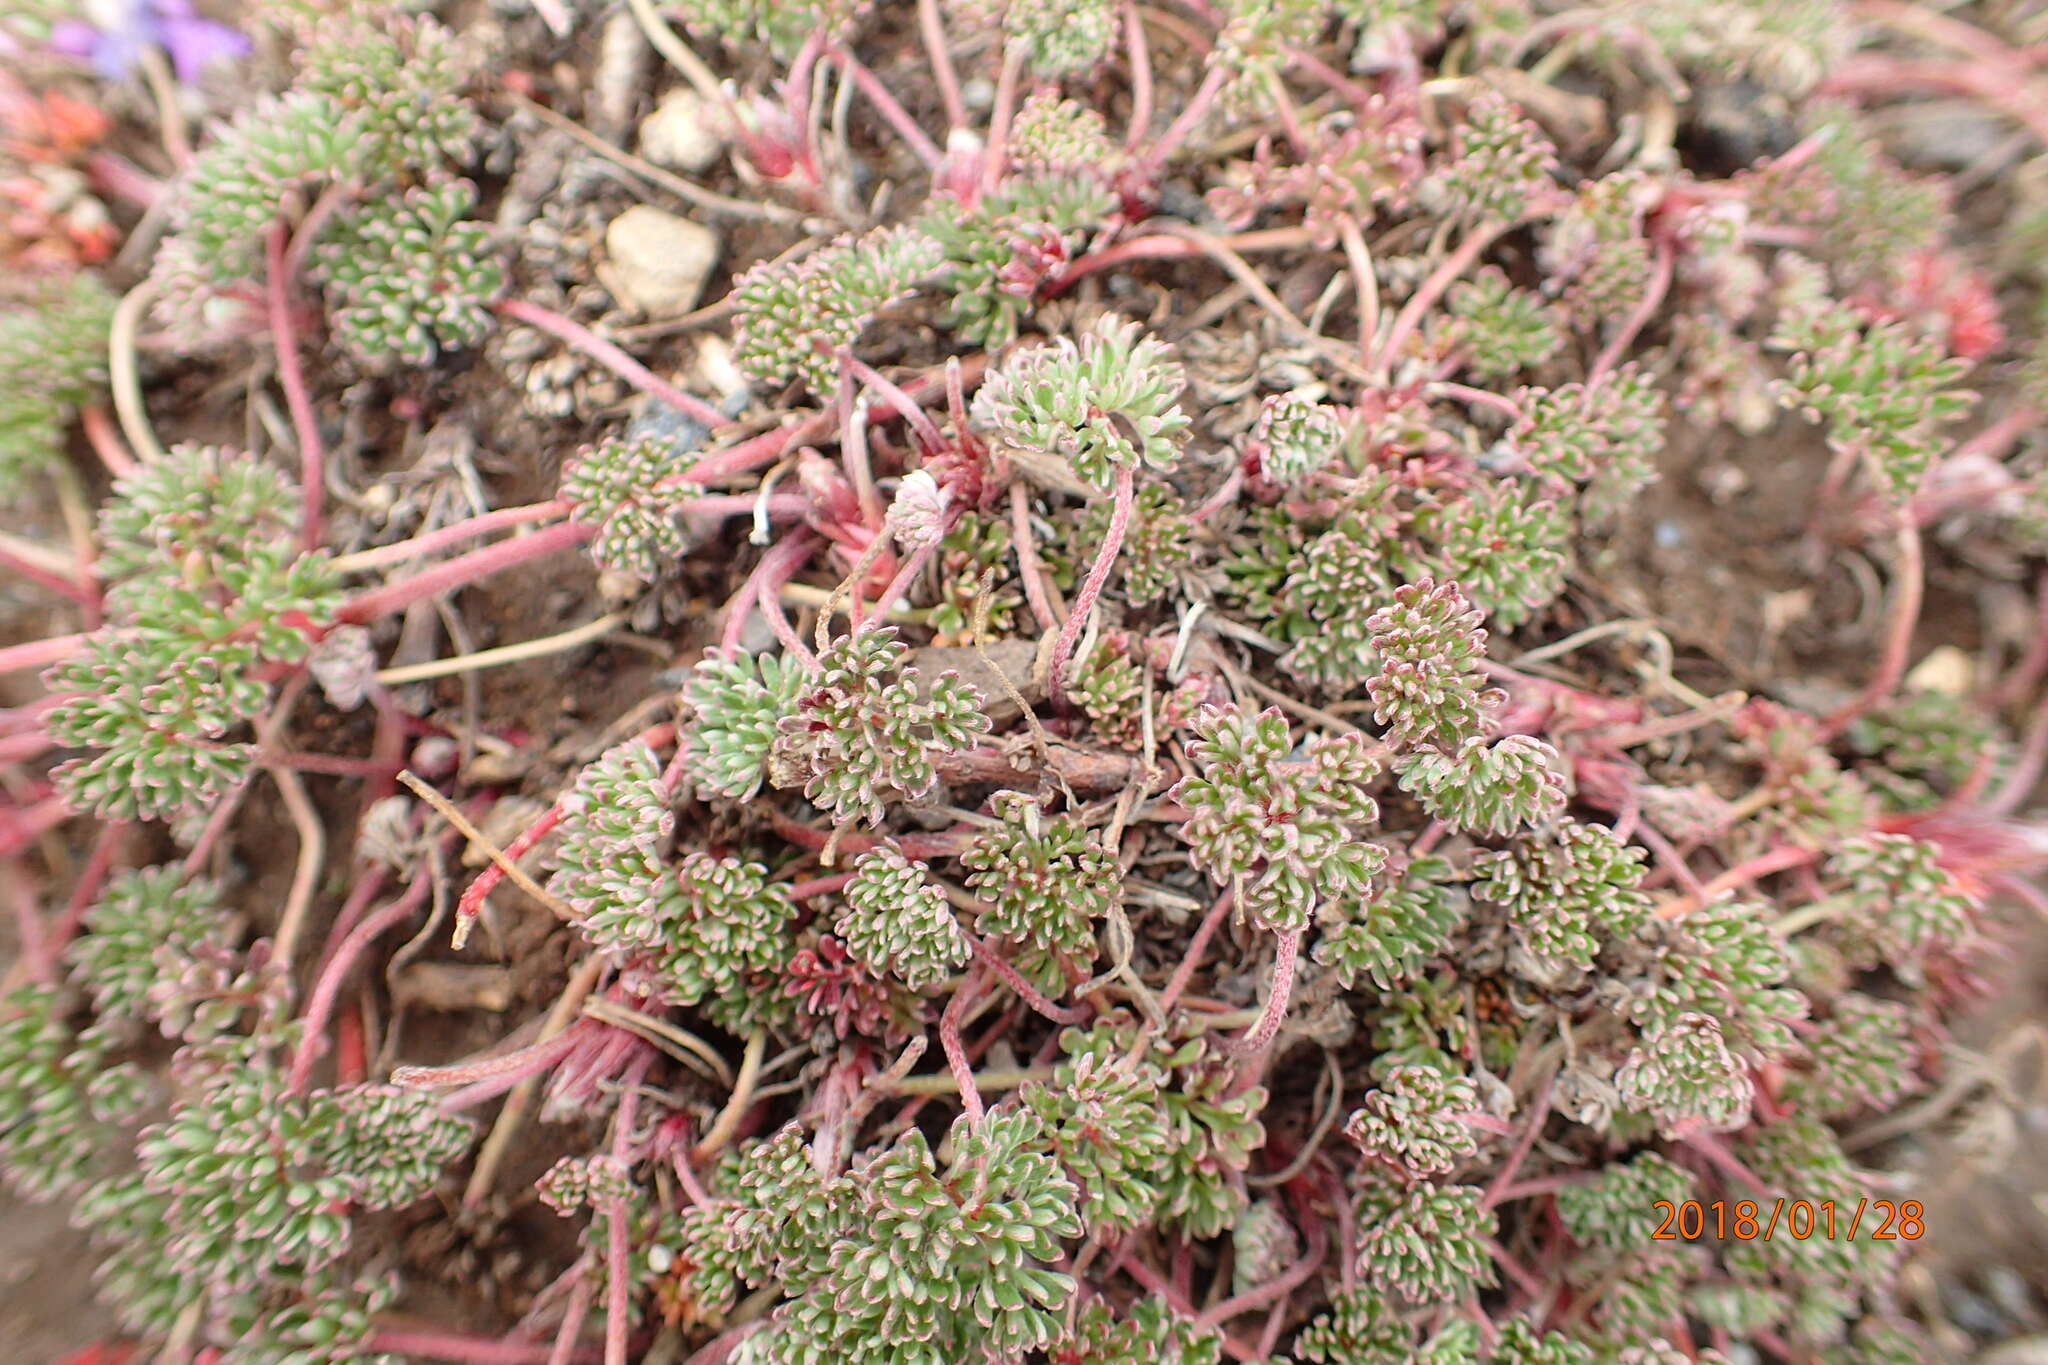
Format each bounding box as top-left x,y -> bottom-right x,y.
916,0 -> 968,134
1,860 -> 55,984
0,543 -> 95,607
1140,64 -> 1228,175
826,46 -> 944,171
1218,930 -> 1302,1058
1375,217 -> 1517,377
1046,464 -> 1136,705
337,520 -> 596,624
290,873 -> 431,1093
1159,888 -> 1234,1015
494,299 -> 728,430
1587,237 -> 1675,386
79,405 -> 137,478
1008,482 -> 1060,633
940,965 -> 988,1123
0,632 -> 88,676
367,1331 -> 595,1364
339,501 -> 571,573
1123,0 -> 1154,154
267,220 -> 326,552
969,932 -> 1090,1024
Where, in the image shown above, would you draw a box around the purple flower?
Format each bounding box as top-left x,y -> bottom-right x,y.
51,0 -> 249,84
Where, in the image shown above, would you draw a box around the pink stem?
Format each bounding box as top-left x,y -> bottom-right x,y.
0,732 -> 54,766
1587,237 -> 1675,387
290,873 -> 432,1093
1008,482 -> 1060,633
1188,466 -> 1246,523
0,543 -> 94,606
844,353 -> 948,452
368,1331 -> 595,1365
1160,888 -> 1234,1015
1,860 -> 54,984
1045,464 -> 1136,704
0,632 -> 87,676
261,749 -> 405,779
969,932 -> 1090,1024
80,405 -> 137,478
267,220 -> 326,552
1429,382 -> 1523,424
1822,55 -> 2048,147
1123,1 -> 1154,153
940,965 -> 988,1123
1482,1075 -> 1556,1208
826,46 -> 945,171
49,819 -> 126,953
547,1278 -> 595,1365
339,501 -> 571,573
718,530 -> 820,660
337,521 -> 596,624
1141,65 -> 1228,175
787,872 -> 854,901
396,1020 -> 596,1094
1199,1213 -> 1327,1326
1218,930 -> 1302,1058
917,0 -> 969,134
456,804 -> 569,943
1375,218 -> 1516,377
605,1057 -> 650,1365
982,45 -> 1026,190
0,794 -> 71,862
859,541 -> 940,631
495,299 -> 728,429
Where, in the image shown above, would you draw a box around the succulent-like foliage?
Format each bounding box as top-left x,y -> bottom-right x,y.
172,92 -> 364,280
548,739 -> 674,933
767,626 -> 990,826
1784,993 -> 1920,1119
1489,1318 -> 1593,1365
1364,577 -> 1503,748
1394,735 -> 1568,838
1515,366 -> 1666,523
1172,704 -> 1389,934
1005,0 -> 1119,75
972,314 -> 1192,491
1425,91 -> 1558,224
836,842 -> 969,991
560,434 -> 703,580
926,174 -> 1113,346
1446,267 -> 1561,380
1472,821 -> 1650,984
1353,1178 -> 1498,1303
682,649 -> 809,800
68,868 -> 227,1028
1276,498 -> 1402,689
214,1273 -> 402,1365
1317,854 -> 1466,991
1407,480 -> 1571,628
295,13 -> 478,181
670,0 -> 860,59
1344,1062 -> 1481,1177
135,1069 -> 467,1294
961,791 -> 1115,990
1153,1035 -> 1267,1238
1294,1286 -> 1413,1365
1068,481 -> 1194,604
732,226 -> 943,395
1615,1011 -> 1753,1136
1826,832 -> 1979,970
1556,1150 -> 1696,1255
1022,1019 -> 1175,1234
0,987 -> 147,1200
1625,898 -> 1807,1064
1252,391 -> 1346,484
0,274 -> 114,493
311,178 -> 502,367
1052,1295 -> 1222,1364
658,854 -> 801,1033
756,1109 -> 1082,1362
1771,297 -> 1975,503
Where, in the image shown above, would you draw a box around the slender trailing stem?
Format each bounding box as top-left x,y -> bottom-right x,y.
331,501 -> 572,574
267,220 -> 326,552
825,45 -> 945,171
338,521 -> 596,624
495,298 -> 729,429
1046,464 -> 1136,705
1821,513 -> 1923,739
290,873 -> 431,1092
1218,930 -> 1302,1058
